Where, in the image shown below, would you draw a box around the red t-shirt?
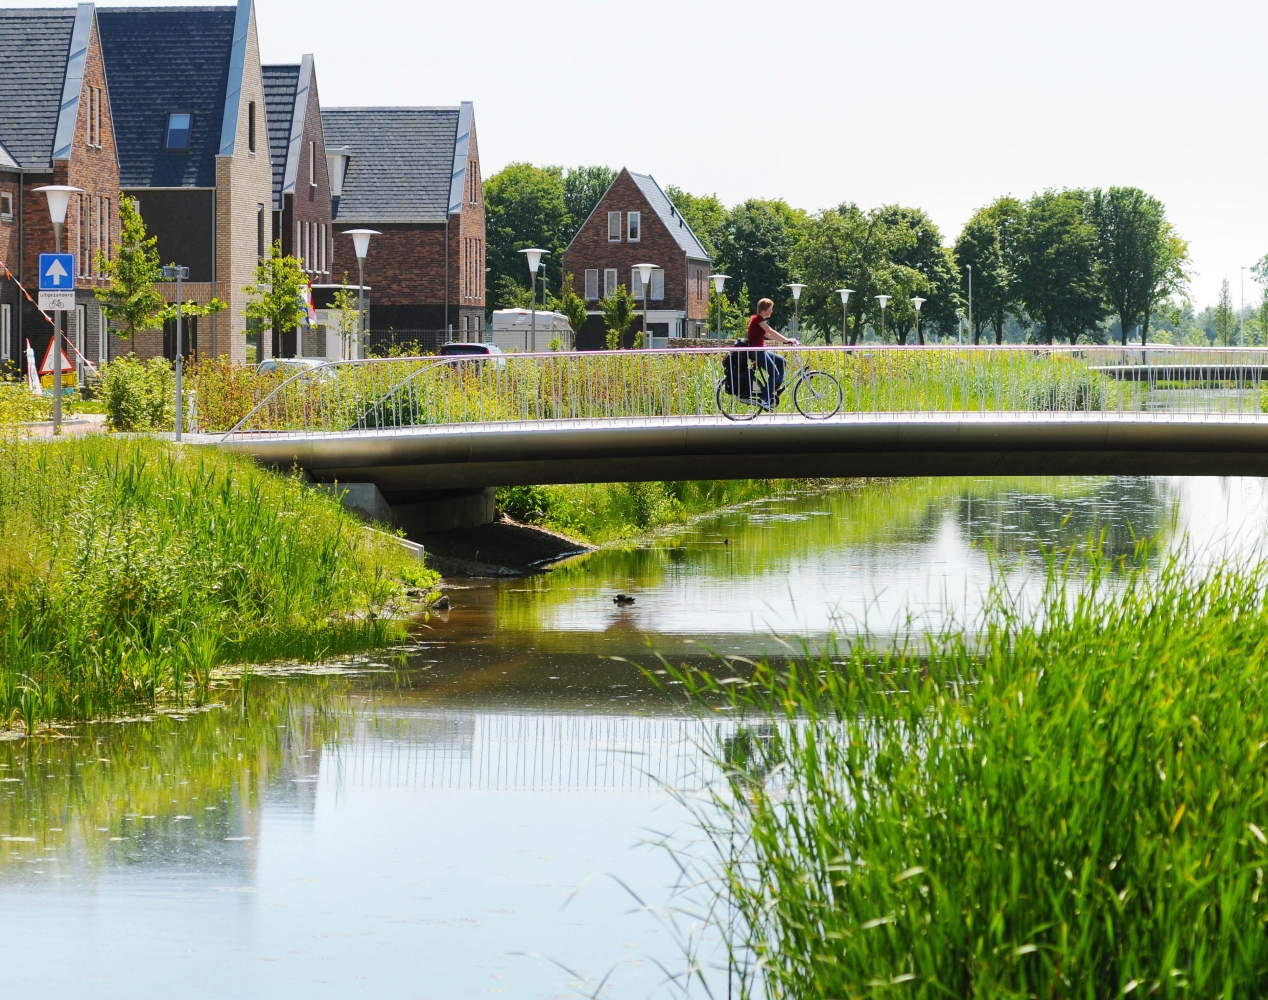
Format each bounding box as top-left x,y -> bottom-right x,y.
747,314 -> 767,347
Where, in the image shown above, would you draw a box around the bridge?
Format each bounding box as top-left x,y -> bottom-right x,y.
208,345 -> 1268,532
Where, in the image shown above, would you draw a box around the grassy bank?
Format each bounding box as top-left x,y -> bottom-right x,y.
673,547 -> 1268,997
495,479 -> 847,544
0,436 -> 436,731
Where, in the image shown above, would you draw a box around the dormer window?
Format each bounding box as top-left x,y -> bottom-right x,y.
164,113 -> 191,151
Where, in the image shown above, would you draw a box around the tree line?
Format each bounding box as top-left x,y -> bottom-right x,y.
486,164 -> 1197,346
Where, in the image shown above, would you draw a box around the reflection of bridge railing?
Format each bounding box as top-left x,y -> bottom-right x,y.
221,346 -> 1268,443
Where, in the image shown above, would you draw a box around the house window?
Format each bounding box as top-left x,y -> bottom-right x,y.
627,211 -> 640,242
257,204 -> 265,259
651,268 -> 664,301
248,102 -> 256,153
631,267 -> 663,301
603,268 -> 617,297
318,223 -> 325,273
584,269 -> 599,301
309,141 -> 315,186
164,113 -> 191,151
0,304 -> 10,360
0,192 -> 11,221
77,196 -> 86,278
98,306 -> 107,364
103,198 -> 110,265
607,211 -> 621,242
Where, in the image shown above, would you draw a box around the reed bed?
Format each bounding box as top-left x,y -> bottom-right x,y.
669,547 -> 1268,998
0,436 -> 435,731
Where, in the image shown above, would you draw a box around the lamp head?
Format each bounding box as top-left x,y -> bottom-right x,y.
344,228 -> 381,261
519,247 -> 549,274
787,282 -> 806,302
634,263 -> 657,287
709,273 -> 729,295
835,288 -> 853,306
875,294 -> 891,309
912,296 -> 926,312
33,185 -> 83,226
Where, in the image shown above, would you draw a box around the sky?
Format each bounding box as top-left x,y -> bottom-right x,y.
36,0 -> 1268,309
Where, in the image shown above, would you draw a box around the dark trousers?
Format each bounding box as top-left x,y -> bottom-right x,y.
756,351 -> 785,404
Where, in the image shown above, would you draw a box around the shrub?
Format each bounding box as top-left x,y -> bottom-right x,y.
99,354 -> 174,431
186,355 -> 285,433
0,378 -> 44,429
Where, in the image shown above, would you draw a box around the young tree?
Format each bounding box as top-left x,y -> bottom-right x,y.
1141,223 -> 1190,345
562,166 -> 617,244
599,284 -> 636,350
1016,189 -> 1105,344
243,241 -> 306,349
95,194 -> 223,340
557,273 -> 588,344
955,198 -> 1023,344
1214,278 -> 1237,346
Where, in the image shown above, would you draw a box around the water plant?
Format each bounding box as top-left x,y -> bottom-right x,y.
0,436 -> 436,731
667,544 -> 1268,997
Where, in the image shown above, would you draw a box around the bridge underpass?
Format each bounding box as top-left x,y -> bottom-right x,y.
206,346 -> 1268,536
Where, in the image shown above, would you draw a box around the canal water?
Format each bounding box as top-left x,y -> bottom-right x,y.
4,476 -> 1268,998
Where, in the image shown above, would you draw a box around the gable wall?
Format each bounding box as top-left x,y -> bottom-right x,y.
455,116 -> 485,335
290,64 -> 333,281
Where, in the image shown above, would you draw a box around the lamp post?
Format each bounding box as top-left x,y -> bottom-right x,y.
1242,266 -> 1248,348
912,296 -> 926,345
343,229 -> 379,359
162,265 -> 189,441
709,274 -> 729,340
965,264 -> 972,343
787,283 -> 806,340
635,263 -> 657,348
32,185 -> 83,435
835,288 -> 853,345
518,248 -> 549,351
875,294 -> 890,341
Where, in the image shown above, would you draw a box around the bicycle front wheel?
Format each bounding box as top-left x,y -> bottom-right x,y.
716,378 -> 763,421
793,371 -> 842,419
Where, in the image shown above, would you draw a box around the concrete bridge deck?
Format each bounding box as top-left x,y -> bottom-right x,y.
208,411 -> 1268,490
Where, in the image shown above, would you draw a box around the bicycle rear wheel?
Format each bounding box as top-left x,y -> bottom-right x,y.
716,378 -> 764,421
793,370 -> 842,419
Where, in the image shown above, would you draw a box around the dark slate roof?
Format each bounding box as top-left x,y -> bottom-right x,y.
261,63 -> 299,210
97,6 -> 236,188
630,171 -> 711,261
321,107 -> 459,224
0,10 -> 75,169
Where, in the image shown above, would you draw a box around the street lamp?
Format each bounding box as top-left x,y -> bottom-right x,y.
835,288 -> 853,345
709,274 -> 729,340
33,184 -> 83,435
875,294 -> 890,341
912,297 -> 926,345
162,265 -> 190,441
965,264 -> 972,343
518,248 -> 549,351
1242,266 -> 1249,348
787,283 -> 806,340
343,229 -> 379,359
635,262 -> 657,348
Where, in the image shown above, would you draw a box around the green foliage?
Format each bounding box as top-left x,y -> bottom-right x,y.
955,198 -> 1023,344
0,436 -> 437,728
557,273 -> 588,342
672,547 -> 1268,997
98,354 -> 174,431
243,241 -> 306,338
599,283 -> 636,349
492,273 -> 534,310
329,277 -> 363,354
1214,277 -> 1237,345
563,165 -> 618,240
185,355 -> 288,433
876,205 -> 958,344
665,185 -> 728,258
1017,189 -> 1106,343
484,163 -> 569,310
714,199 -> 806,328
0,377 -> 44,428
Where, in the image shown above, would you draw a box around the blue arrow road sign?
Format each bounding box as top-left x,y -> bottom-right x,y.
39,253 -> 74,290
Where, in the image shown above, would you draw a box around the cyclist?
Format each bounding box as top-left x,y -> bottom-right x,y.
746,298 -> 797,407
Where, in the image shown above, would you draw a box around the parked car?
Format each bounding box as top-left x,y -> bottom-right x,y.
439,342 -> 507,367
256,358 -> 325,376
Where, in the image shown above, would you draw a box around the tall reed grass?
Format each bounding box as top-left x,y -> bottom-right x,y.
0,436 -> 435,730
669,545 -> 1268,997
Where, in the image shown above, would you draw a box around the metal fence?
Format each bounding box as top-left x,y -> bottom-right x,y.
221,345 -> 1268,441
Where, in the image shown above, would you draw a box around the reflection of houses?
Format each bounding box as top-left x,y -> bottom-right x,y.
562,168 -> 711,349
322,103 -> 485,342
0,6 -> 120,373
262,54 -> 333,358
98,0 -> 272,362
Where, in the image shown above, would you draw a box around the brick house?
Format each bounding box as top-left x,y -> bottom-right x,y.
0,4 -> 121,376
322,103 -> 485,341
262,54 -> 333,357
562,168 -> 711,349
98,0 -> 273,363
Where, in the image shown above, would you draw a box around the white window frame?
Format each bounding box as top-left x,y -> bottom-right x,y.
627,211 -> 641,242
584,269 -> 599,300
309,141 -> 316,187
651,268 -> 664,301
1,303 -> 10,360
603,268 -> 617,297
607,211 -> 621,242
0,191 -> 12,221
98,306 -> 107,364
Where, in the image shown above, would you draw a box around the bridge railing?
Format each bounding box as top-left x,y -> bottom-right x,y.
220,345 -> 1268,440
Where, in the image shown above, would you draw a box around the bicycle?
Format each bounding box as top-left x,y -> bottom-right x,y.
715,346 -> 842,421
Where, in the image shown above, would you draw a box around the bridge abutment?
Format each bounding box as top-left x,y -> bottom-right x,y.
316,483 -> 497,539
